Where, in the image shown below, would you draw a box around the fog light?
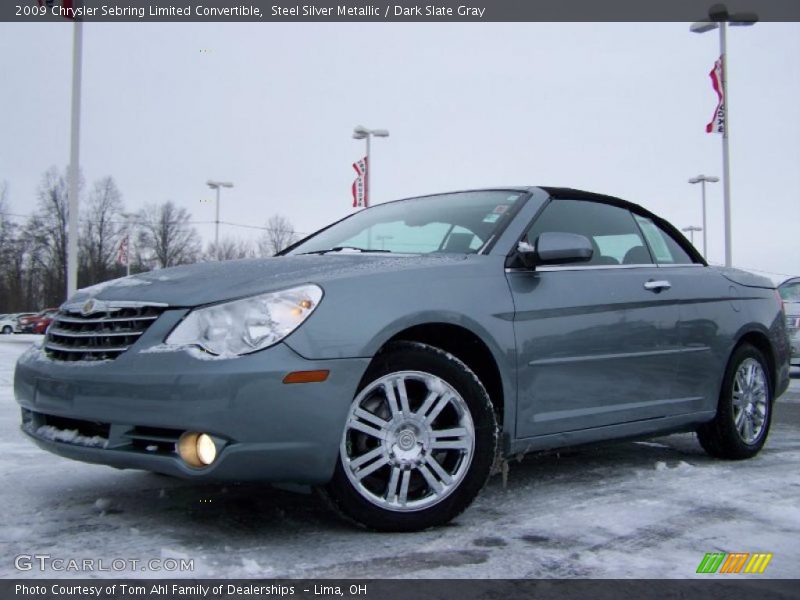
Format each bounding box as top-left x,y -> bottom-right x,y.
178,432 -> 217,467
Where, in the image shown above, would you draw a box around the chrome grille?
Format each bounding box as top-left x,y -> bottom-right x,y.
45,304 -> 165,362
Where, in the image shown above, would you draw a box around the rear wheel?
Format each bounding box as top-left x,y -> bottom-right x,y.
697,343 -> 773,460
321,341 -> 497,531
1,326 -> 12,335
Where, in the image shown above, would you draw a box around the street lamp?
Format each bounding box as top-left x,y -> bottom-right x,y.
691,3 -> 757,267
352,125 -> 389,207
206,180 -> 234,248
66,15 -> 84,300
682,225 -> 703,246
688,174 -> 719,258
120,212 -> 137,277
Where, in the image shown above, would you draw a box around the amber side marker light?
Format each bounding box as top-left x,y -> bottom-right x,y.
283,370 -> 330,384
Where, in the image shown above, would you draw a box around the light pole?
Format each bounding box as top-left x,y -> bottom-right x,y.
691,4 -> 757,267
120,212 -> 136,277
688,174 -> 719,258
682,225 -> 703,246
66,15 -> 84,300
352,125 -> 389,208
375,234 -> 393,250
206,180 -> 233,248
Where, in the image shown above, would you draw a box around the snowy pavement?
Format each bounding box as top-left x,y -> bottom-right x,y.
1,336 -> 799,579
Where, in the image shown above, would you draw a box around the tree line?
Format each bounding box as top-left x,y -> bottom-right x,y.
0,168 -> 299,312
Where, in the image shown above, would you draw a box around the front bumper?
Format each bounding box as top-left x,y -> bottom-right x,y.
14,310 -> 370,484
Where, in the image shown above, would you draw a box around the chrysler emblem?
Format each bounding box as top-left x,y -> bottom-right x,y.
81,299 -> 97,316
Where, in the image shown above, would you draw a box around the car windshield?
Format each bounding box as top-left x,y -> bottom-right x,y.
285,190 -> 526,255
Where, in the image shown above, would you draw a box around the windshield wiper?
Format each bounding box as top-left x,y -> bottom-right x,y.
298,246 -> 393,255
299,246 -> 392,255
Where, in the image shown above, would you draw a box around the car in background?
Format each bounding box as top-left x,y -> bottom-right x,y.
0,314 -> 17,335
779,277 -> 800,365
32,311 -> 58,335
17,309 -> 57,334
14,187 -> 792,531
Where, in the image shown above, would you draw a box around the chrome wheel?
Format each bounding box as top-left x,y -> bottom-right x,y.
341,370 -> 475,512
732,357 -> 768,444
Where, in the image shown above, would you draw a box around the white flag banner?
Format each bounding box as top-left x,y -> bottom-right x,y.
351,156 -> 368,208
706,56 -> 725,134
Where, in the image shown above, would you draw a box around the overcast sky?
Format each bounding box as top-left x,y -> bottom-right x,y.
1,22 -> 798,278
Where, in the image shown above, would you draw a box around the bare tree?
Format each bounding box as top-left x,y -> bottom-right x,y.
258,214 -> 297,257
26,167 -> 77,307
0,181 -> 20,312
136,201 -> 201,269
205,236 -> 256,262
80,176 -> 124,285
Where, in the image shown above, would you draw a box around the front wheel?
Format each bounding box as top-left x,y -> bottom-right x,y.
321,341 -> 498,531
1,326 -> 12,335
697,343 -> 773,460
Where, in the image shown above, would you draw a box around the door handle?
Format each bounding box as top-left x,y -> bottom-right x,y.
644,280 -> 671,292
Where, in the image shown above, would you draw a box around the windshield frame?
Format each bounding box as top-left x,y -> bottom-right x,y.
278,188 -> 531,257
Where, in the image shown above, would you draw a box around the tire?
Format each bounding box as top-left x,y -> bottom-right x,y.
697,343 -> 773,460
321,341 -> 498,531
1,326 -> 12,335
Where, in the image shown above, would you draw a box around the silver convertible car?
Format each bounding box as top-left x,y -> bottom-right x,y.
14,187 -> 791,531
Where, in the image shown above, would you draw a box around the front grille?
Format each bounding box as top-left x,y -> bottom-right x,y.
125,425 -> 183,455
45,304 -> 165,362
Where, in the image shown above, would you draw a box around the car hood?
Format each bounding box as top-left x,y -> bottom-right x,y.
67,254 -> 467,307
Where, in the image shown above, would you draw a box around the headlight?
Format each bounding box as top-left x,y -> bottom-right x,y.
165,284 -> 323,357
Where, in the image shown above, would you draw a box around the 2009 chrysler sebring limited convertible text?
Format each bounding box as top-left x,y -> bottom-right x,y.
15,187 -> 791,531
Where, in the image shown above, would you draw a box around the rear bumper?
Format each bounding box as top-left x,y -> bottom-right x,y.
14,317 -> 370,484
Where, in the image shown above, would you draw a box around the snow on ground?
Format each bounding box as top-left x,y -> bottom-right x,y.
1,336 -> 799,579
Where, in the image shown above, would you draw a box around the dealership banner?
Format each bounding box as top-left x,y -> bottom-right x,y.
351,156 -> 368,208
706,55 -> 725,134
3,579 -> 798,600
4,0 -> 800,22
115,234 -> 129,266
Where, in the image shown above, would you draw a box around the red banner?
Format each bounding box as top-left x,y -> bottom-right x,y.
116,234 -> 129,266
351,156 -> 368,208
706,56 -> 725,134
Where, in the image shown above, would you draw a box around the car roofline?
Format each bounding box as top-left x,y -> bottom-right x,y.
534,186 -> 708,266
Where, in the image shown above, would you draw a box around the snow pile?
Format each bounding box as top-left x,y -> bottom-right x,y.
32,425 -> 108,448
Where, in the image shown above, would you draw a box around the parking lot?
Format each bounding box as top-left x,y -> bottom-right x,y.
1,335 -> 798,579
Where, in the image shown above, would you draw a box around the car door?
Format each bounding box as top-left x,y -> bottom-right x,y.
508,199 -> 685,439
632,214 -> 731,412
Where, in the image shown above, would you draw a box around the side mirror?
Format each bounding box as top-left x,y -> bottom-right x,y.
516,232 -> 594,268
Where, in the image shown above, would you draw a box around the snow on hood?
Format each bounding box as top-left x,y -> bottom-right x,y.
67,254 -> 466,307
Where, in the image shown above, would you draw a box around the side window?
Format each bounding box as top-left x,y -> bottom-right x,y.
525,199 -> 652,266
779,282 -> 800,302
633,215 -> 696,265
